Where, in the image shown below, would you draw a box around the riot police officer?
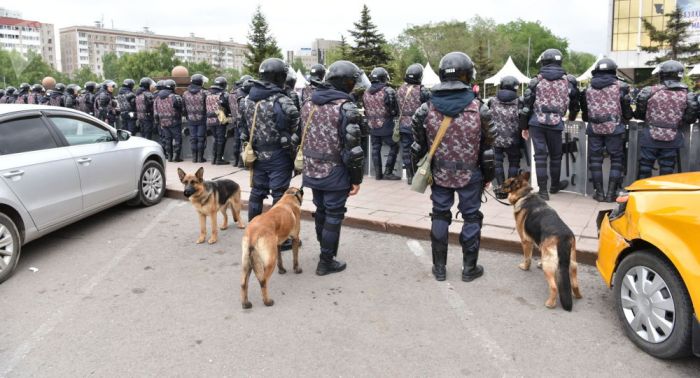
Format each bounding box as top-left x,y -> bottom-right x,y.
14,83 -> 30,104
48,83 -> 66,107
302,64 -> 326,104
135,78 -> 156,141
488,76 -> 523,197
154,79 -> 185,162
2,87 -> 16,103
364,67 -> 401,180
634,60 -> 698,179
64,84 -> 79,109
206,76 -> 231,165
78,81 -> 97,115
239,58 -> 300,223
183,74 -> 209,163
95,80 -> 118,126
27,84 -> 44,104
411,52 -> 495,282
299,60 -> 365,275
520,48 -> 580,200
396,63 -> 431,185
0,89 -> 5,103
117,79 -> 137,133
579,58 -> 633,202
230,75 -> 253,168
285,70 -> 301,110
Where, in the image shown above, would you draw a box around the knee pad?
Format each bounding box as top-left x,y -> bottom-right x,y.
326,206 -> 347,220
430,210 -> 452,224
461,211 -> 483,227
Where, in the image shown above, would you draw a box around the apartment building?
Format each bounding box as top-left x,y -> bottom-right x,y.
0,14 -> 57,69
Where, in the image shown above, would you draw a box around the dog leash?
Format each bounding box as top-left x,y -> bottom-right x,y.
482,188 -> 512,206
211,168 -> 247,180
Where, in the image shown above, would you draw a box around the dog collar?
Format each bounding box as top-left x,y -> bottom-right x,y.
293,192 -> 303,205
514,193 -> 536,213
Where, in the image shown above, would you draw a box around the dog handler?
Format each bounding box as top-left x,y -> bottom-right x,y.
299,60 -> 365,276
411,52 -> 495,282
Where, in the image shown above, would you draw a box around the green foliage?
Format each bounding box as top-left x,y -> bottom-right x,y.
0,49 -> 68,87
243,6 -> 282,76
388,42 -> 426,86
349,4 -> 391,75
71,66 -> 101,85
324,34 -> 351,66
564,51 -> 597,76
291,57 -> 306,75
495,20 -> 569,77
641,8 -> 700,65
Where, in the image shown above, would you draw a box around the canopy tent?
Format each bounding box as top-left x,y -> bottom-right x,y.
688,64 -> 700,76
422,62 -> 440,88
576,55 -> 605,82
484,56 -> 530,85
294,69 -> 308,90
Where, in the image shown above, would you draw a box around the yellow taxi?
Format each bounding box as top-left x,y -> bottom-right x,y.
597,172 -> 700,359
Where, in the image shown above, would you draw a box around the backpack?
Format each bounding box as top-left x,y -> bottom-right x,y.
534,75 -> 569,126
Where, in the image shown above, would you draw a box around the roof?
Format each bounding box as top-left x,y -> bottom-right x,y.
0,104 -> 83,116
294,69 -> 308,89
59,25 -> 246,48
0,17 -> 41,28
484,57 -> 529,85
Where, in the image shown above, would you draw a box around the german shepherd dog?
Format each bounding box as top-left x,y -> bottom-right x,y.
500,171 -> 582,311
177,167 -> 245,244
240,187 -> 303,309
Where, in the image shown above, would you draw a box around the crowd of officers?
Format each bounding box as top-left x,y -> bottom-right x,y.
0,48 -> 695,281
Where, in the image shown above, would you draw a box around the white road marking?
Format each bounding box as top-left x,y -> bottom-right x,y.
1,200 -> 183,376
406,239 -> 518,378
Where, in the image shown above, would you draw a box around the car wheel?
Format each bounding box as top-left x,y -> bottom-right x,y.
128,160 -> 165,207
0,213 -> 21,284
614,249 -> 693,359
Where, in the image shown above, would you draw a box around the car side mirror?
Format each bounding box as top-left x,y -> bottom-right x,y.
116,129 -> 131,142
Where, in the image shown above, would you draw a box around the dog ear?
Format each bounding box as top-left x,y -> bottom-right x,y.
522,171 -> 531,181
177,168 -> 186,182
195,167 -> 204,181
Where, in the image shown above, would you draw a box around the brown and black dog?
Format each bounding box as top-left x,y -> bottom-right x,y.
240,187 -> 303,309
177,167 -> 245,244
500,171 -> 582,311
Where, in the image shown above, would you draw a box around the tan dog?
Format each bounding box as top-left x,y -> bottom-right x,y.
500,171 -> 582,311
177,167 -> 245,244
240,187 -> 303,309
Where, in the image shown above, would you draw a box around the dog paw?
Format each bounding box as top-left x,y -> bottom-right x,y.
208,238 -> 217,244
278,267 -> 287,274
242,301 -> 252,309
518,262 -> 531,271
220,225 -> 228,230
263,299 -> 274,307
196,237 -> 205,244
294,267 -> 302,274
237,224 -> 246,229
545,299 -> 556,309
537,261 -> 543,269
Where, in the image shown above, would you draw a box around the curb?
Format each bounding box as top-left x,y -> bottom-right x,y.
165,188 -> 598,266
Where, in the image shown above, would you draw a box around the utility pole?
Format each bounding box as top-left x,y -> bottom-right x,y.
526,36 -> 531,77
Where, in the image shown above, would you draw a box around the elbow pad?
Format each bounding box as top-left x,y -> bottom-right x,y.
480,148 -> 496,183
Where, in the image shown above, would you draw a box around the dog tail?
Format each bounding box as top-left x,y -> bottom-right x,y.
557,236 -> 573,312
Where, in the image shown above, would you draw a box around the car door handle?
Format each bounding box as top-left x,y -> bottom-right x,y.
77,157 -> 92,165
2,170 -> 25,179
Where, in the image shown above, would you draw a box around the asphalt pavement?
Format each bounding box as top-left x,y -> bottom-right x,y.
0,199 -> 698,377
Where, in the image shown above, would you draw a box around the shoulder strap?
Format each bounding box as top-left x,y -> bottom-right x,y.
299,105 -> 318,152
399,86 -> 415,119
427,115 -> 453,159
247,102 -> 262,145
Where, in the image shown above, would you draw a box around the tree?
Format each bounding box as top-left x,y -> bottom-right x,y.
472,39 -> 495,84
243,6 -> 282,75
291,57 -> 306,75
72,66 -> 101,85
495,20 -> 568,77
324,35 -> 352,66
348,4 -> 391,75
564,51 -> 597,76
102,52 -> 120,81
641,7 -> 700,65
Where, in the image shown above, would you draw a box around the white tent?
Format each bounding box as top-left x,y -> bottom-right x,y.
422,62 -> 440,88
484,56 -> 529,85
688,64 -> 700,76
576,55 -> 605,82
294,69 -> 308,90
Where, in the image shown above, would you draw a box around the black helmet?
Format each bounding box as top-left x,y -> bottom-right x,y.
438,52 -> 474,84
370,67 -> 389,83
5,86 -> 15,95
164,79 -> 176,91
309,64 -> 326,82
285,70 -> 297,90
31,84 -> 44,93
213,76 -> 227,90
190,74 -> 205,86
66,84 -> 79,95
19,83 -> 30,92
0,89 -> 4,97
54,83 -> 66,93
405,64 -> 424,84
139,77 -> 154,89
102,80 -> 116,90
499,76 -> 519,91
326,60 -> 362,94
122,79 -> 135,89
259,58 -> 288,88
155,80 -> 164,91
592,58 -> 618,75
537,48 -> 564,67
658,60 -> 684,82
85,81 -> 97,92
236,75 -> 253,88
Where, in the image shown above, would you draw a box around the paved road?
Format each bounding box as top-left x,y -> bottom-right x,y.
1,199 -> 698,377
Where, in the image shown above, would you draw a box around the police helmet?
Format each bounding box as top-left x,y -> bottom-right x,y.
213,76 -> 227,90
31,84 -> 45,93
499,76 -> 519,91
405,64 -> 424,85
123,79 -> 136,89
19,83 -> 30,92
438,52 -> 474,84
190,74 -> 205,86
139,77 -> 154,89
54,83 -> 66,93
66,84 -> 79,95
235,75 -> 253,88
259,58 -> 288,88
4,86 -> 15,95
537,49 -> 564,67
592,58 -> 618,75
370,67 -> 389,83
309,64 -> 326,82
85,81 -> 97,92
164,79 -> 177,91
326,60 -> 362,94
658,60 -> 684,82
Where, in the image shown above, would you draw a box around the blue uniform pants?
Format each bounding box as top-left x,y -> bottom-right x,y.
639,147 -> 677,179
312,189 -> 349,258
189,122 -> 207,156
161,125 -> 182,157
495,145 -> 521,180
430,179 -> 483,258
248,162 -> 293,222
530,126 -> 563,187
588,133 -> 624,184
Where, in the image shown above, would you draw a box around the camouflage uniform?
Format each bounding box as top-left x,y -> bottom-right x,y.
488,92 -> 522,184
205,87 -> 231,164
135,88 -> 156,141
154,89 -> 184,162
363,84 -> 400,179
397,83 -> 430,184
182,86 -> 208,162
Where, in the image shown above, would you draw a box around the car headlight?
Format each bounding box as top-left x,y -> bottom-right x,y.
609,191 -> 629,221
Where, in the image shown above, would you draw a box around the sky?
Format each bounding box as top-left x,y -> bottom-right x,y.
18,0 -> 610,66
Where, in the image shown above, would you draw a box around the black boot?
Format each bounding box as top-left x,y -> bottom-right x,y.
550,180 -> 569,194
406,165 -> 414,185
431,247 -> 447,281
605,178 -> 622,203
236,154 -> 244,168
215,143 -> 229,165
231,153 -> 239,167
462,247 -> 484,282
316,254 -> 346,276
196,150 -> 205,164
494,171 -> 507,199
165,145 -> 173,162
172,145 -> 183,162
383,167 -> 401,180
192,149 -> 199,163
211,146 -> 219,165
537,177 -> 549,201
592,181 -> 606,202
